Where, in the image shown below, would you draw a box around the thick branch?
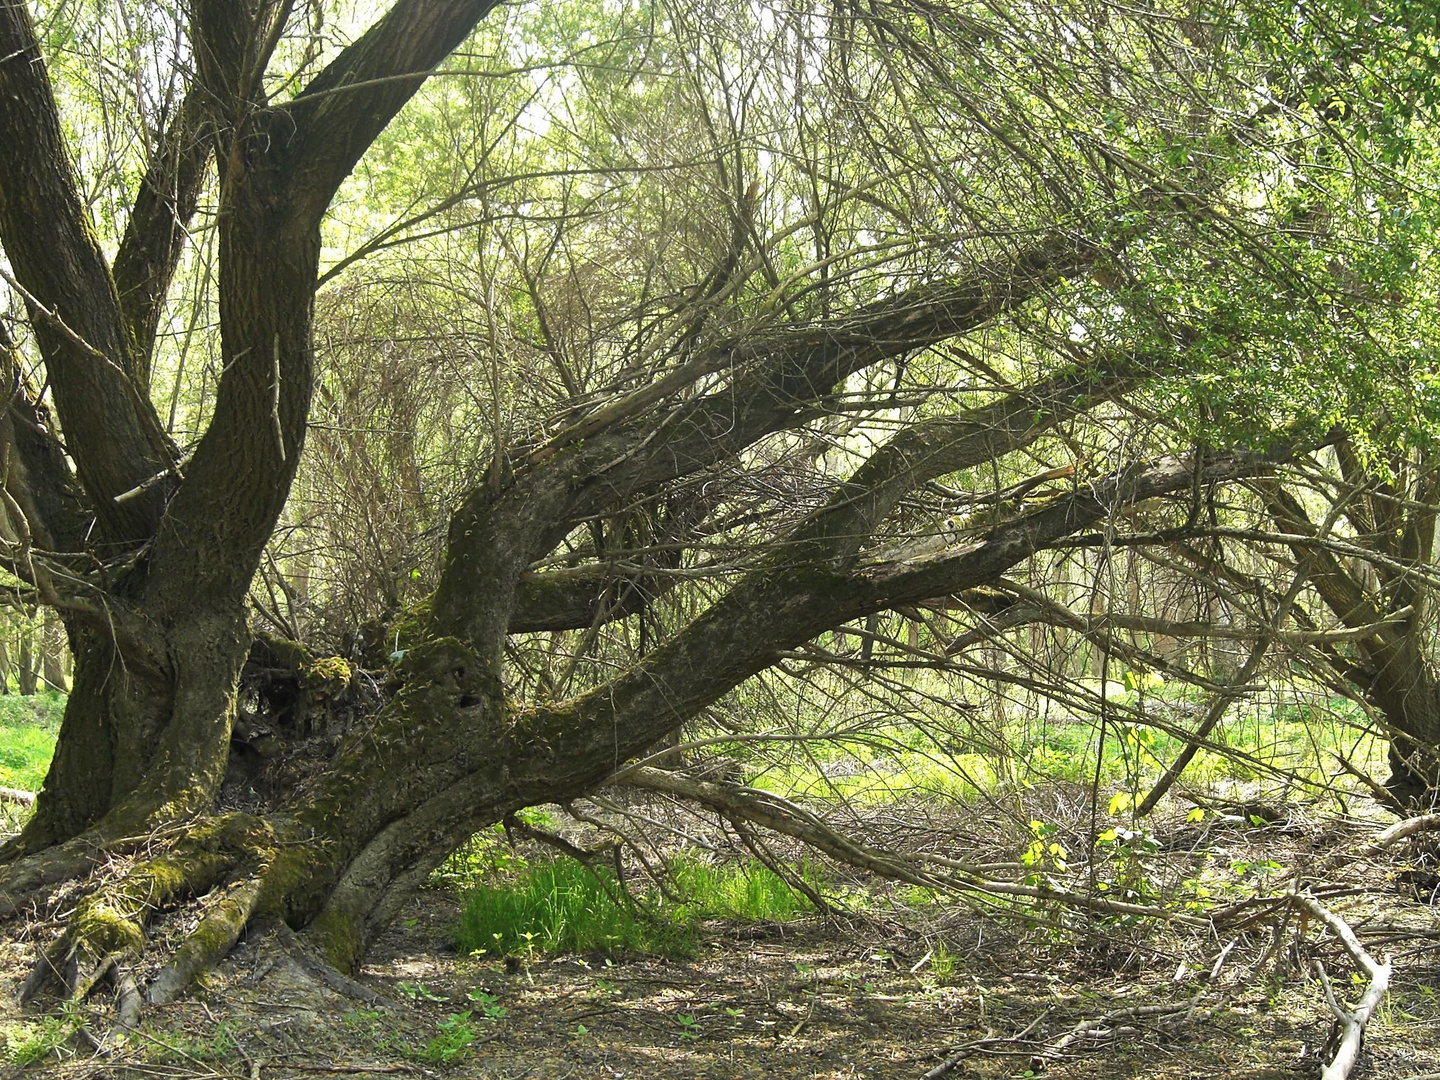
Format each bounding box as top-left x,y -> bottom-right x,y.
282,0 -> 503,221
0,2 -> 173,542
112,85 -> 214,377
505,359 -> 1133,633
527,445 -> 1307,782
435,233 -> 1105,650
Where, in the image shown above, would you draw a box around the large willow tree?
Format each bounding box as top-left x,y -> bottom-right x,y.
0,0 -> 1436,1011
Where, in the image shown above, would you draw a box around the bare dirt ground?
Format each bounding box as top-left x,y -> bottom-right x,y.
2,810 -> 1439,1080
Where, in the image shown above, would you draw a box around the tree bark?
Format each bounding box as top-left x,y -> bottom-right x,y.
40,610 -> 66,693
16,627 -> 36,697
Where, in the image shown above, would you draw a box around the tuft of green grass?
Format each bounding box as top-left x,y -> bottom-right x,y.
0,1003 -> 82,1065
668,856 -> 820,922
0,691 -> 63,792
455,852 -> 823,960
456,858 -> 695,958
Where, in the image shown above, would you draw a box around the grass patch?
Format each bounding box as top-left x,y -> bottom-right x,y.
0,692 -> 63,792
669,855 -> 820,922
455,853 -> 821,959
457,858 -> 695,958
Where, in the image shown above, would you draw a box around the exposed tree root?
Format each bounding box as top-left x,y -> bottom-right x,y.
150,875 -> 264,1004
1363,812 -> 1440,855
112,968 -> 142,1038
17,811 -> 277,1016
275,924 -> 381,1004
0,837 -> 107,920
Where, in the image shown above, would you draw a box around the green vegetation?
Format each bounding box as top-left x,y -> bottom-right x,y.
456,858 -> 695,958
455,853 -> 822,960
0,1003 -> 83,1065
418,1012 -> 478,1064
0,692 -> 63,791
668,855 -> 821,923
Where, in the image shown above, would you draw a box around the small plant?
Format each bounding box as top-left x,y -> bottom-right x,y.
1,1012 -> 78,1066
466,989 -> 507,1021
676,1013 -> 702,1041
1095,825 -> 1160,902
418,1012 -> 476,1064
929,944 -> 959,982
1021,819 -> 1069,884
396,980 -> 446,1002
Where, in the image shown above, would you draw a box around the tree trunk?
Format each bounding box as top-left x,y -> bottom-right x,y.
41,610 -> 66,693
5,609 -> 248,858
17,628 -> 36,696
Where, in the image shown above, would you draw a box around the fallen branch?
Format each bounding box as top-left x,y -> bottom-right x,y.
619,766 -> 1207,926
1362,813 -> 1440,855
0,786 -> 35,806
1036,995 -> 1205,1064
922,1014 -> 1048,1079
1292,892 -> 1392,1080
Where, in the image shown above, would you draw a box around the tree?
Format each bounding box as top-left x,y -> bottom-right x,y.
0,0 -> 1435,1013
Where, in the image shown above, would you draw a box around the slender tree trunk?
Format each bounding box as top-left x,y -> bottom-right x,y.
17,627 -> 36,696
41,611 -> 66,693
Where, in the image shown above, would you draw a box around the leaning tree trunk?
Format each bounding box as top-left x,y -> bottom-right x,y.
1258,463 -> 1440,809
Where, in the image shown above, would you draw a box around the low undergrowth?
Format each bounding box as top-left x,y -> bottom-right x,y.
454,853 -> 821,959
456,858 -> 694,957
0,692 -> 63,792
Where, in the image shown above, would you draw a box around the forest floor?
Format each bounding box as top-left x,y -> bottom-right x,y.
0,818 -> 1438,1080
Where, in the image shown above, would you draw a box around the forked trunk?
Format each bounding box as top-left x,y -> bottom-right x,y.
4,610 -> 250,859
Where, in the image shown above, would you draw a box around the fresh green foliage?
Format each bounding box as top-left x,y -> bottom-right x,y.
455,853 -> 822,959
0,692 -> 63,792
418,1012 -> 477,1064
396,981 -> 446,1003
456,858 -> 695,958
466,989 -> 507,1021
0,1003 -> 83,1065
136,1021 -> 237,1065
675,1013 -> 702,1041
667,855 -> 820,923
